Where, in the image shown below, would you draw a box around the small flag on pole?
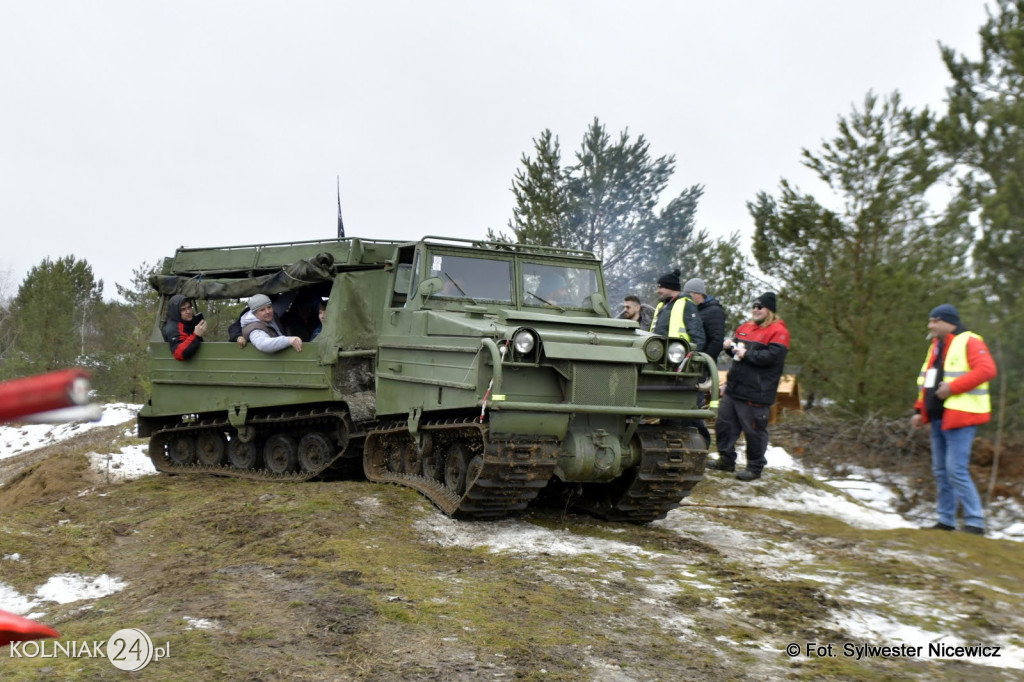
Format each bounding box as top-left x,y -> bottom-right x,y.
336,176 -> 346,239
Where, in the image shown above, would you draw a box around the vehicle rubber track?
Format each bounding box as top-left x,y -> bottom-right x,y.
572,426 -> 708,523
148,408 -> 356,482
364,418 -> 560,520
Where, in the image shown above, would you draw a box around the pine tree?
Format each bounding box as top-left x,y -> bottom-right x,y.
939,0 -> 1024,298
751,92 -> 971,416
498,118 -> 704,302
89,263 -> 161,402
11,256 -> 103,374
494,129 -> 571,247
0,269 -> 16,378
936,0 -> 1024,429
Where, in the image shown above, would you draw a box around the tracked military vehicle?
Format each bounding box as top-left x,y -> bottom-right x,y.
138,236 -> 717,522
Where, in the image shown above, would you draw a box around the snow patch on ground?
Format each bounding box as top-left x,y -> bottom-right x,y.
715,482 -> 917,531
704,443 -> 920,531
1,574 -> 127,619
34,573 -> 127,605
0,403 -> 141,461
87,444 -> 157,482
183,616 -> 219,631
417,514 -> 662,560
827,608 -> 1024,670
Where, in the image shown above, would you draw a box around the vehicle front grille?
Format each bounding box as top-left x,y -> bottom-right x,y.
571,362 -> 636,407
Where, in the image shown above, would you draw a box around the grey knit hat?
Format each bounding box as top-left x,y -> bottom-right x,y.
683,278 -> 706,296
249,294 -> 273,312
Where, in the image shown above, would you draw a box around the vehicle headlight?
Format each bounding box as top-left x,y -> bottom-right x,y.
643,337 -> 664,363
667,341 -> 686,364
513,329 -> 536,354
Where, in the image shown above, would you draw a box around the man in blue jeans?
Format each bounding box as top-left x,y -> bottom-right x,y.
911,304 -> 997,536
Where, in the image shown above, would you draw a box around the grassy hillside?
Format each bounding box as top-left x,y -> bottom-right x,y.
1,425 -> 1022,681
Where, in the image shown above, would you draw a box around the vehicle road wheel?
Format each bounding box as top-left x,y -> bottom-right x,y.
466,454 -> 484,486
264,434 -> 298,474
168,435 -> 197,466
197,432 -> 227,466
443,443 -> 469,495
228,439 -> 260,470
400,437 -> 423,477
148,433 -> 170,462
384,440 -> 404,474
298,433 -> 332,473
421,444 -> 443,482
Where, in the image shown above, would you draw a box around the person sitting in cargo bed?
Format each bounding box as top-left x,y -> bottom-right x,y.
282,290 -> 321,341
162,294 -> 206,361
310,299 -> 326,340
240,294 -> 303,353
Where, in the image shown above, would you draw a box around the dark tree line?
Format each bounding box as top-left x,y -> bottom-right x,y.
0,259 -> 158,403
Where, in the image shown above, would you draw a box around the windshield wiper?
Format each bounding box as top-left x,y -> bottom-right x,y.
443,272 -> 478,304
525,290 -> 564,311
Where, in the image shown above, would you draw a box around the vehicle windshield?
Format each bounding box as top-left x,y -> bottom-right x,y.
522,263 -> 599,309
427,254 -> 513,302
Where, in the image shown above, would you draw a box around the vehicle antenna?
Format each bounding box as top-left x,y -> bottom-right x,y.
337,176 -> 346,239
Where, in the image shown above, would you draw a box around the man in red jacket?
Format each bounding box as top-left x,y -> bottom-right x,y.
708,292 -> 790,481
911,304 -> 997,536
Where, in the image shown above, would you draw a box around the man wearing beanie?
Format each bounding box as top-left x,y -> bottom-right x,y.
708,291 -> 790,481
240,294 -> 304,354
911,303 -> 996,536
650,269 -> 705,351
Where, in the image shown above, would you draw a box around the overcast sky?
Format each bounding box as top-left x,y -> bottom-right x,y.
0,1 -> 989,301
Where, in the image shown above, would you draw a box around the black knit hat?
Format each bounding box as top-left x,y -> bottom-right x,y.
929,303 -> 960,326
657,269 -> 681,291
754,291 -> 777,312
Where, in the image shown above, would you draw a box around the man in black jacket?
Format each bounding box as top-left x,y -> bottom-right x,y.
683,278 -> 726,361
650,269 -> 705,351
682,278 -> 726,448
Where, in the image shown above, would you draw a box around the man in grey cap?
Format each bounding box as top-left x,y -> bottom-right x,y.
683,278 -> 726,361
681,277 -> 726,449
239,294 -> 304,353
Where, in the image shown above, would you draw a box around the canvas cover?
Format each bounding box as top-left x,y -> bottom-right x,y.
149,253 -> 336,300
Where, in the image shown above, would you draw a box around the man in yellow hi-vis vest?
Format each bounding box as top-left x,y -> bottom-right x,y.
911,303 -> 997,536
649,269 -> 705,351
649,268 -> 708,445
